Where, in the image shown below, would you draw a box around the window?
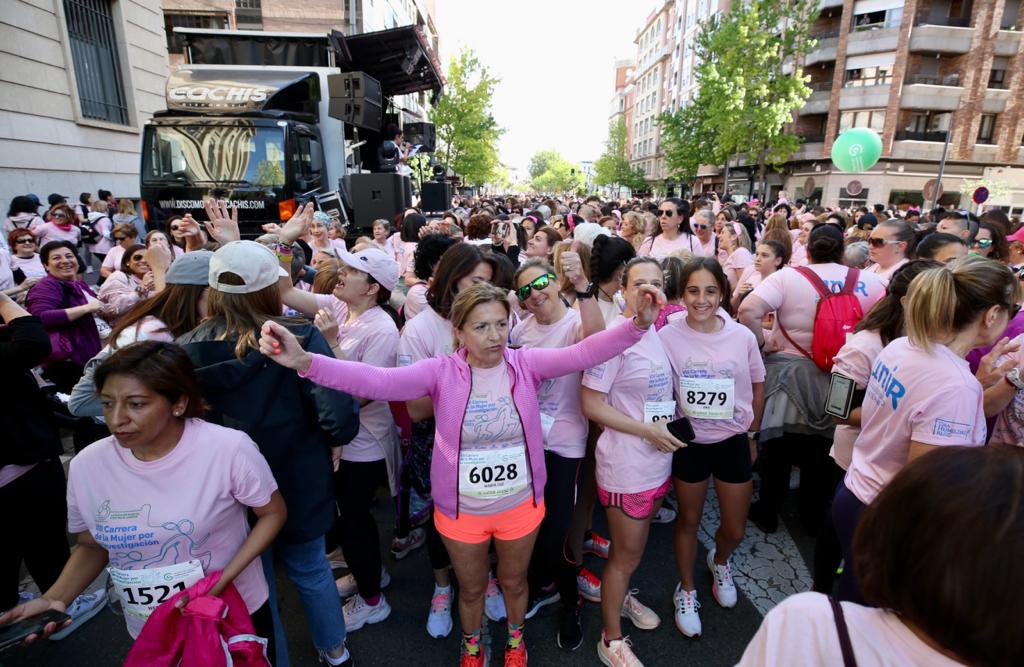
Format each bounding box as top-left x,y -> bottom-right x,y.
977,114 -> 997,144
844,66 -> 893,87
852,9 -> 901,31
164,13 -> 229,54
839,186 -> 869,210
1002,0 -> 1020,28
899,110 -> 952,140
63,0 -> 129,125
989,68 -> 1007,89
235,0 -> 262,30
839,109 -> 886,133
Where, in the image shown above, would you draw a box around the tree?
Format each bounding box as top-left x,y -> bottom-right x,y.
528,150 -> 584,194
528,150 -> 562,182
431,49 -> 504,188
594,118 -> 647,196
659,0 -> 816,195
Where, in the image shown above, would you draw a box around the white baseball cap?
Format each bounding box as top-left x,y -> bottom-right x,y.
209,241 -> 288,294
336,246 -> 399,292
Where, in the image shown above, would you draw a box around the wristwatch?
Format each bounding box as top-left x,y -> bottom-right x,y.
1006,367 -> 1024,390
575,282 -> 595,300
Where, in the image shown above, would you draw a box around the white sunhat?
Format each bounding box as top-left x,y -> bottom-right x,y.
336,246 -> 400,292
209,241 -> 288,294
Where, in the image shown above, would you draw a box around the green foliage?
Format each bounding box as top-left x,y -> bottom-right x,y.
528,150 -> 562,182
254,160 -> 284,187
660,0 -> 816,186
529,150 -> 585,194
430,49 -> 504,188
594,118 -> 646,193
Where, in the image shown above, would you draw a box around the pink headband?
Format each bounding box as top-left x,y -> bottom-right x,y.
732,222 -> 743,238
524,215 -> 538,224
565,213 -> 577,232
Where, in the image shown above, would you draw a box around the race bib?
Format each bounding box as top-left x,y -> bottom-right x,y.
109,560 -> 205,627
644,400 -> 676,424
539,412 -> 556,447
681,377 -> 735,419
459,446 -> 529,499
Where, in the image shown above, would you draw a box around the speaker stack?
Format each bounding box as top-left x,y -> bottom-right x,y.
403,122 -> 436,152
327,72 -> 383,131
344,173 -> 413,227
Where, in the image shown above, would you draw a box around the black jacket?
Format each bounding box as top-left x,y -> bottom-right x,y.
1,316 -> 62,468
178,320 -> 359,544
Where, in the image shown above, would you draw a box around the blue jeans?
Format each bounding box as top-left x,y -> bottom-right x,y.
262,536 -> 346,667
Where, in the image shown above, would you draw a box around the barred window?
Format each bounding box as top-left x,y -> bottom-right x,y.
64,0 -> 129,125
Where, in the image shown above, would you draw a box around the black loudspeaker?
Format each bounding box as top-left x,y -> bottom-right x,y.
403,122 -> 436,152
327,72 -> 383,130
420,181 -> 450,213
346,173 -> 412,227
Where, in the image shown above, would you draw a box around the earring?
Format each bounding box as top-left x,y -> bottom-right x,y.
174,409 -> 183,417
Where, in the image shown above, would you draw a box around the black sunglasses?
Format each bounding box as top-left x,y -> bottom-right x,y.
658,209 -> 676,217
130,254 -> 146,262
15,237 -> 35,244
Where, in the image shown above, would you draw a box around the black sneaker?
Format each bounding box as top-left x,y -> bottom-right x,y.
524,587 -> 560,620
556,596 -> 584,651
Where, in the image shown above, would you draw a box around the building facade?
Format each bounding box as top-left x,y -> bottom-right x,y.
0,0 -> 169,214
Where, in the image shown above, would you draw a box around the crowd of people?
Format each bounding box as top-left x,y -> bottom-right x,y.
1,187 -> 1023,667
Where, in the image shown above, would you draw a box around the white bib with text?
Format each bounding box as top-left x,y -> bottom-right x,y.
643,400 -> 677,424
680,377 -> 735,419
459,446 -> 529,499
109,559 -> 205,629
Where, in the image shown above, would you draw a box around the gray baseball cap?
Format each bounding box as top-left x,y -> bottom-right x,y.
165,250 -> 214,286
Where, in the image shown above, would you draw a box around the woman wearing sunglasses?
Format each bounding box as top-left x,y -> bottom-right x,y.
7,229 -> 46,281
638,198 -> 694,259
259,282 -> 662,667
971,222 -> 1009,263
99,224 -> 140,279
865,219 -> 914,283
97,244 -> 155,321
31,204 -> 82,247
510,255 -> 602,652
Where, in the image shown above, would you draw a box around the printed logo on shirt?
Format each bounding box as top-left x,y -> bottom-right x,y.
646,362 -> 672,400
822,279 -> 869,297
585,363 -> 607,380
867,359 -> 906,410
397,353 -> 413,367
933,418 -> 971,439
92,502 -> 213,571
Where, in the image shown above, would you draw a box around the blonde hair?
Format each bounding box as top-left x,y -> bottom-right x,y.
722,223 -> 752,251
116,199 -> 136,216
449,283 -> 512,348
91,200 -> 109,214
905,255 -> 1019,352
763,212 -> 788,236
667,247 -> 694,262
621,211 -> 644,238
112,223 -> 138,240
206,277 -> 298,358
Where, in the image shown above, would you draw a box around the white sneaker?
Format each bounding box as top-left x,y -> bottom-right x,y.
672,584 -> 702,637
336,566 -> 390,598
651,506 -> 677,524
620,590 -> 660,630
484,574 -> 507,622
326,546 -> 347,569
390,527 -> 426,560
49,589 -> 107,640
343,593 -> 391,631
707,548 -> 737,608
597,634 -> 644,667
426,585 -> 454,638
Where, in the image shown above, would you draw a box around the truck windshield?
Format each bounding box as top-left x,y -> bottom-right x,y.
144,124 -> 286,187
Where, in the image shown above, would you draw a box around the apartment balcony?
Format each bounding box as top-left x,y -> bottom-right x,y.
894,130 -> 948,142
891,133 -> 951,161
806,32 -> 839,66
697,164 -> 721,177
838,84 -> 892,110
847,28 -> 900,55
995,30 -> 1023,57
983,87 -> 1012,113
908,22 -> 974,54
900,76 -> 963,111
791,138 -> 826,161
802,81 -> 833,114
972,144 -> 1000,162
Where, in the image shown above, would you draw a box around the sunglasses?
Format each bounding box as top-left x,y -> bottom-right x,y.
170,225 -> 181,231
516,272 -> 557,301
52,212 -> 67,219
658,209 -> 676,217
130,254 -> 146,262
692,223 -> 710,231
972,238 -> 993,249
15,237 -> 34,244
113,236 -> 126,241
868,238 -> 901,248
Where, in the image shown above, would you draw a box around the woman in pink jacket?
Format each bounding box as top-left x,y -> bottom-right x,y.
259,282 -> 663,667
97,244 -> 155,321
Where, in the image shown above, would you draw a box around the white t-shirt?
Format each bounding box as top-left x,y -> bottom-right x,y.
510,308 -> 587,459
583,317 -> 674,493
750,263 -> 886,358
737,592 -> 967,667
863,257 -> 908,285
403,281 -> 428,321
830,329 -> 884,471
845,337 -> 985,505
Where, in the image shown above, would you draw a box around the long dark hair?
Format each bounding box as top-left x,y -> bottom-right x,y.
854,259 -> 940,345
426,243 -> 492,320
108,284 -> 208,348
676,256 -> 733,316
590,235 -> 636,285
647,197 -> 691,240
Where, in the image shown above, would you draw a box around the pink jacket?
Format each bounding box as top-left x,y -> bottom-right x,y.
302,317 -> 647,518
124,571 -> 269,667
97,269 -> 149,318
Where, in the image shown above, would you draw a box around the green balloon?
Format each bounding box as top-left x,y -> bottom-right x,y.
831,128 -> 882,172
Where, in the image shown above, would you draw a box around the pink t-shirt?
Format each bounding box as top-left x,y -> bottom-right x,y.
658,316 -> 765,444
403,281 -> 428,321
751,263 -> 886,358
863,257 -> 908,284
86,215 -> 113,254
397,304 -> 453,365
790,241 -> 807,267
720,247 -> 754,287
314,295 -> 399,463
510,308 -> 588,459
638,233 -> 697,260
830,329 -> 884,471
66,419 -> 277,637
583,317 -> 674,493
33,221 -> 81,246
691,233 -> 718,258
846,337 -> 986,505
10,252 -> 46,279
310,238 -> 347,260
737,592 -> 966,667
732,266 -> 763,299
459,363 -> 532,515
103,245 -> 126,273
397,241 -> 417,277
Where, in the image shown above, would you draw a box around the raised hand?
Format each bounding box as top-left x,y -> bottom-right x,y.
202,200 -> 240,244
278,202 -> 315,245
561,242 -> 588,292
259,320 -> 313,372
262,222 -> 282,234
144,243 -> 173,274
632,284 -> 666,329
976,337 -> 1021,388
314,307 -> 339,345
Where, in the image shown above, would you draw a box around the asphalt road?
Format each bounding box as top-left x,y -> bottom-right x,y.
3,478 -> 818,667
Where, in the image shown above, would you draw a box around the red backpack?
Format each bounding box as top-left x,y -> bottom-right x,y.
779,266 -> 864,373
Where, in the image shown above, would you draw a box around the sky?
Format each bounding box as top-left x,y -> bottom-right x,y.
434,0 -> 657,179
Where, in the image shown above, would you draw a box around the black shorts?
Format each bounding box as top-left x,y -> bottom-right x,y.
672,433 -> 752,484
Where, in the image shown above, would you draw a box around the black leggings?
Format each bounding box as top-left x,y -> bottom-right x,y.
333,459 -> 389,599
756,433 -> 837,534
0,460 -> 71,610
530,451 -> 582,605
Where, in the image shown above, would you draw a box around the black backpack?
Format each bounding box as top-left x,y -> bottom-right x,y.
79,215 -> 104,244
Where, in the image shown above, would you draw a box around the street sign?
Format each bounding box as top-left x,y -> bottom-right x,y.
923,178 -> 943,203
973,186 -> 990,205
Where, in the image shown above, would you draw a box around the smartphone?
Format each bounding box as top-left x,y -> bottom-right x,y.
825,373 -> 856,420
0,610 -> 72,652
666,416 -> 696,444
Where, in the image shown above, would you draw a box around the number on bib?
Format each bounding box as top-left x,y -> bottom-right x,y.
680,377 -> 735,419
644,400 -> 677,423
459,446 -> 530,499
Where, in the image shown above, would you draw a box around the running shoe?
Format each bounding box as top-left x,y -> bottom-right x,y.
326,546 -> 348,570
577,567 -> 602,602
320,644 -> 354,666
524,586 -> 560,619
621,590 -> 660,630
707,548 -> 737,608
390,527 -> 426,560
557,596 -> 584,652
583,532 -> 611,559
49,589 -> 107,641
504,641 -> 527,667
460,648 -> 485,667
426,585 -> 454,638
343,593 -> 392,632
336,566 -> 390,598
672,584 -> 702,637
651,506 -> 677,524
484,575 -> 507,622
597,633 -> 644,667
